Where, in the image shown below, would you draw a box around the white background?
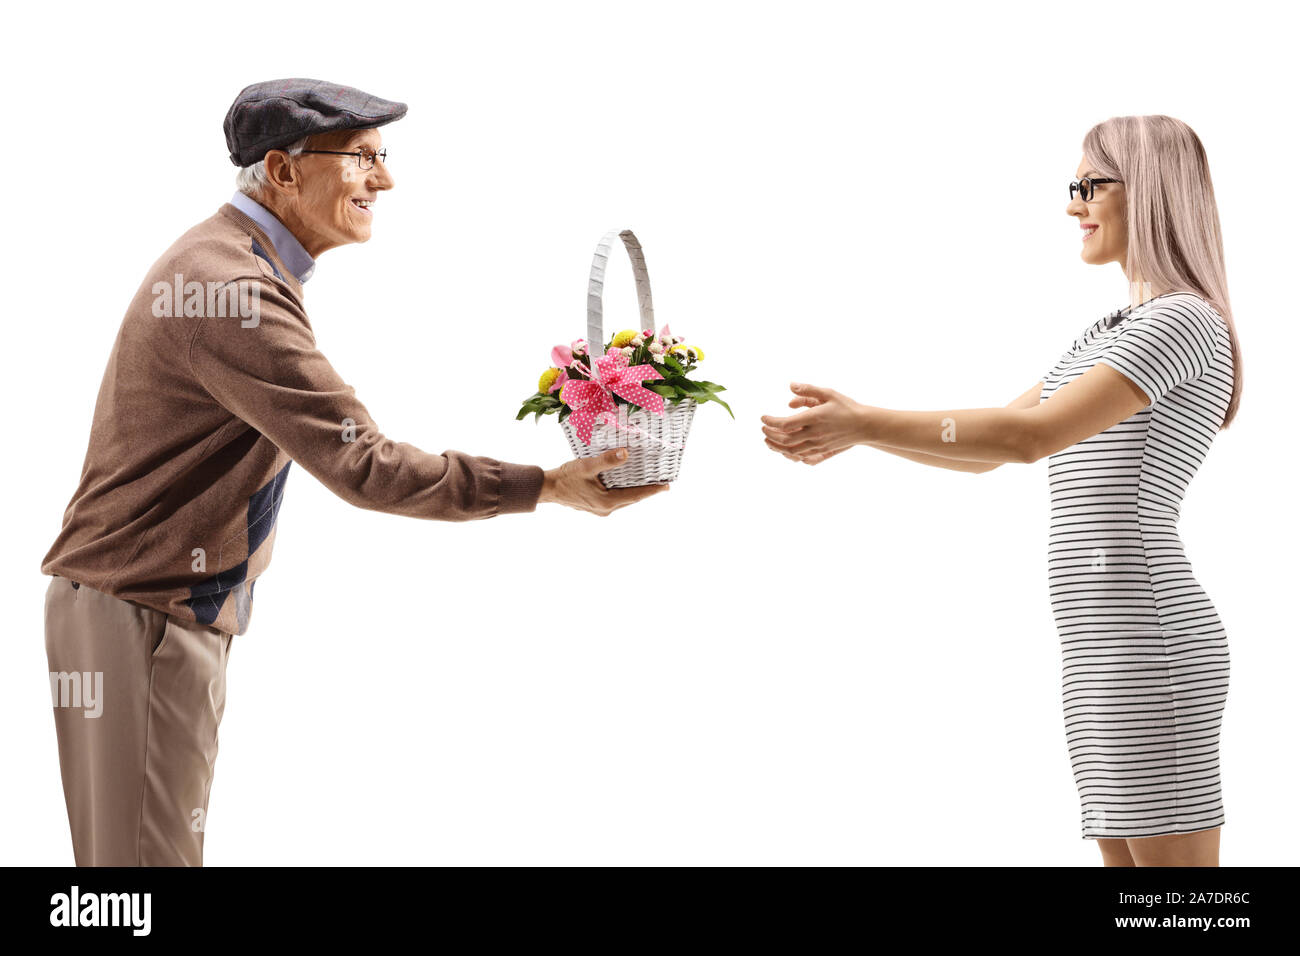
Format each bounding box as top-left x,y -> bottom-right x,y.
1,0 -> 1294,866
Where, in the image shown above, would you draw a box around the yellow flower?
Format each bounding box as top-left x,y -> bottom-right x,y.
669,343 -> 704,362
538,367 -> 560,393
610,329 -> 638,349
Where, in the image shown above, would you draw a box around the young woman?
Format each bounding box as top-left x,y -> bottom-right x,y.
760,115 -> 1242,867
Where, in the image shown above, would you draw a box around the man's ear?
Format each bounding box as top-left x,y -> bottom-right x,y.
262,150 -> 301,198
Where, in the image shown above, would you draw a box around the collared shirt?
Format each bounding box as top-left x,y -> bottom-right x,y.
228,192 -> 316,284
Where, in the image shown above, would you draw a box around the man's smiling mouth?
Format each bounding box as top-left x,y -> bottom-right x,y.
351,198 -> 374,215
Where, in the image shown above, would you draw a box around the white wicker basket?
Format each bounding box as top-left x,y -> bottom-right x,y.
559,229 -> 696,488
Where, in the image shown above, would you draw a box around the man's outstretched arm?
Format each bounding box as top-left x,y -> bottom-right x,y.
190,278 -> 665,518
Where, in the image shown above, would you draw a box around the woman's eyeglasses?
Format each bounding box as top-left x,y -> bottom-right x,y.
1069,177 -> 1120,202
299,146 -> 388,170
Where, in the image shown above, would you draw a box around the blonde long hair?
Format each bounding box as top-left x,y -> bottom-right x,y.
1083,115 -> 1242,428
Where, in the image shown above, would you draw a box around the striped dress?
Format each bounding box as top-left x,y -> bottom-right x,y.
1040,291 -> 1234,840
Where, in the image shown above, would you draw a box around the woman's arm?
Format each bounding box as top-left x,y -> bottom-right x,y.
862,381 -> 1046,473
761,367 -> 1147,465
861,445 -> 994,472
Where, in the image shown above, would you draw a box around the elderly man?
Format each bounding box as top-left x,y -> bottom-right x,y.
41,78 -> 664,866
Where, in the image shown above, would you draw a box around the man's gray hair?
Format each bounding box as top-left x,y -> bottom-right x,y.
235,136 -> 310,198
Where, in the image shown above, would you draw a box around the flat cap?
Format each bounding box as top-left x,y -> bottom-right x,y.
224,78 -> 408,167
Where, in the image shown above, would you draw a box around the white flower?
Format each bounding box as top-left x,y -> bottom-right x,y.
631,334 -> 645,347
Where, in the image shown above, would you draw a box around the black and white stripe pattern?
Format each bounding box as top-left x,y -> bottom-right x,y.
1041,292 -> 1234,840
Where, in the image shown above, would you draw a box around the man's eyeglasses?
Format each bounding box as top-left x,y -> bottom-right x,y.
299,146 -> 388,170
1069,177 -> 1120,202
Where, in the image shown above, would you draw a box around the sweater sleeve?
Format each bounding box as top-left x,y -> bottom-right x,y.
188,277 -> 543,520
1094,305 -> 1218,407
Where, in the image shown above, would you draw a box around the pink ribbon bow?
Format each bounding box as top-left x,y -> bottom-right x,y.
559,349 -> 666,445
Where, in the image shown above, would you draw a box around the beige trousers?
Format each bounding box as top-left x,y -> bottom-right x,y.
44,575 -> 233,866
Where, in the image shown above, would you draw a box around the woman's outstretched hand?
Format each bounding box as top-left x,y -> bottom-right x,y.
761,382 -> 870,465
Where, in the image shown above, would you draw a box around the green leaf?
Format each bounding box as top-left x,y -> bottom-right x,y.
662,354 -> 686,376
675,383 -> 734,418
708,393 -> 735,418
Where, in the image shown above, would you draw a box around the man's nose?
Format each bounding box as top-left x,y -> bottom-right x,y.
369,160 -> 395,191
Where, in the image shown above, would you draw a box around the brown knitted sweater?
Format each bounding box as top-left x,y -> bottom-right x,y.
42,203 -> 544,635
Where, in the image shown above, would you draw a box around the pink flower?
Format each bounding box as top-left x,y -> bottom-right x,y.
551,344 -> 574,368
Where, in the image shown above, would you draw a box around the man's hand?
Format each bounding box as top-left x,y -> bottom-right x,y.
538,448 -> 669,515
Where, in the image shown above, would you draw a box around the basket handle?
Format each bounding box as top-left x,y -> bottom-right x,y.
586,229 -> 654,361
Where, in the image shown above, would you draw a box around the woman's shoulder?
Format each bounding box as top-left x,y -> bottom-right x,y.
1131,290 -> 1228,335
1139,290 -> 1221,318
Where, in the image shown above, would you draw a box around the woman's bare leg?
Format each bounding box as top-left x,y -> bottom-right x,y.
1126,828 -> 1220,867
1097,837 -> 1136,866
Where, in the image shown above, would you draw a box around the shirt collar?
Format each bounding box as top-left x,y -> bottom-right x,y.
229,192 -> 316,283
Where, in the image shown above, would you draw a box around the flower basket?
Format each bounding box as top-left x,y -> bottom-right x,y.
561,395 -> 698,487
516,228 -> 731,488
